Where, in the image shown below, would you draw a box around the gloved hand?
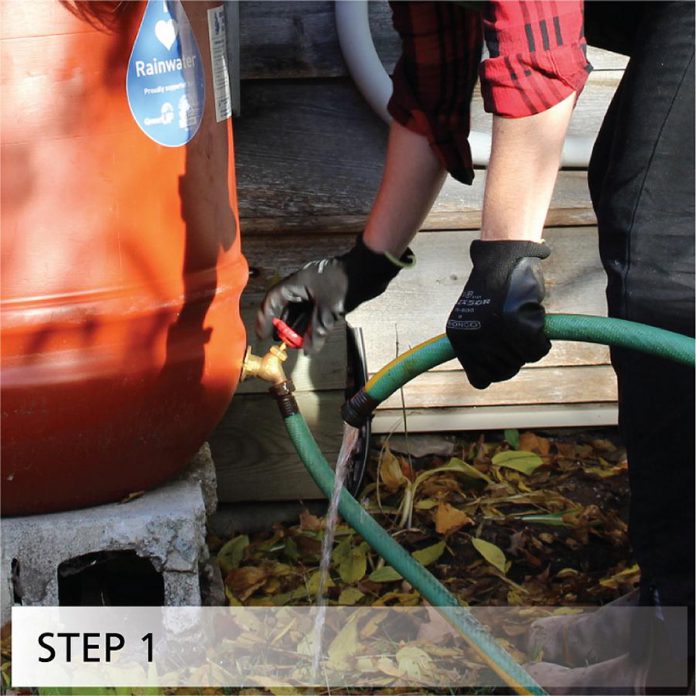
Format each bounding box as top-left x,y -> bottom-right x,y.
446,239 -> 551,389
256,234 -> 415,354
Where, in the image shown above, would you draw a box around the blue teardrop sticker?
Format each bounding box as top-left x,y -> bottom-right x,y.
126,0 -> 205,147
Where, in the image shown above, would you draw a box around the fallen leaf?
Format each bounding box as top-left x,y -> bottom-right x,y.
507,588 -> 527,605
224,585 -> 241,606
592,438 -> 617,453
412,540 -> 446,567
492,450 -> 544,476
504,429 -> 520,449
380,445 -> 408,492
599,563 -> 640,590
584,461 -> 628,478
295,533 -> 322,560
283,536 -> 299,562
369,566 -> 403,583
306,569 -> 335,594
270,590 -> 294,606
355,655 -> 380,673
377,656 -> 405,678
400,457 -> 415,481
411,541 -> 445,566
338,545 -> 368,585
360,612 -> 387,638
250,676 -> 305,693
262,577 -> 281,594
415,498 -> 440,511
419,477 -> 466,498
471,537 -> 511,575
556,568 -> 581,579
519,432 -> 551,455
299,509 -> 323,531
217,535 -> 249,575
556,442 -> 577,458
396,645 -> 435,680
326,616 -> 359,670
372,591 -> 420,606
225,566 -> 268,601
338,587 -> 365,605
332,537 -> 353,565
435,503 -> 474,535
576,444 -> 595,459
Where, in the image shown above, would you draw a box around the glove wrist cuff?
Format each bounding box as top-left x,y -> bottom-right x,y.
470,239 -> 550,266
339,234 -> 415,313
341,233 -> 416,279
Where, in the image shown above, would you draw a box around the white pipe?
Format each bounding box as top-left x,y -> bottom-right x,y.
335,0 -> 592,168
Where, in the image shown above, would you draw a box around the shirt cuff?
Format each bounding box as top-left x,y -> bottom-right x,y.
480,44 -> 592,117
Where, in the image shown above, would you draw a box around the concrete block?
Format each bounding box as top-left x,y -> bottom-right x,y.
1,565 -> 12,624
1,478 -> 208,625
180,442 -> 218,517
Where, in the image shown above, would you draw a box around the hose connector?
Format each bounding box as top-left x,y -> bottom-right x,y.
241,344 -> 289,385
341,388 -> 379,427
270,379 -> 299,418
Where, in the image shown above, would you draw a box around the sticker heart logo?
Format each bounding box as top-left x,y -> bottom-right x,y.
155,19 -> 178,51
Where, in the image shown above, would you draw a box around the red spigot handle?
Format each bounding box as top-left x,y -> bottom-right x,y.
272,317 -> 304,349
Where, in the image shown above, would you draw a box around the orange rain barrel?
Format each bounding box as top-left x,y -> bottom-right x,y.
1,1 -> 248,515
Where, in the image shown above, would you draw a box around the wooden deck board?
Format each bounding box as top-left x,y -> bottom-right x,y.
377,365 -> 617,411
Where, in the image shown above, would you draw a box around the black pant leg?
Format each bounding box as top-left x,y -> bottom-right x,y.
588,2 -> 695,611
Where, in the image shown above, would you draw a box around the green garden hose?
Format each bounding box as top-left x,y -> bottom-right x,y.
281,313 -> 694,695
342,313 -> 695,425
284,411 -> 545,695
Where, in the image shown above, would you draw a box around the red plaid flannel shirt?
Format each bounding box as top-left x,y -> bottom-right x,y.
388,1 -> 591,184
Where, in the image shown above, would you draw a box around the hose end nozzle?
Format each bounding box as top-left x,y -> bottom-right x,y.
341,389 -> 379,428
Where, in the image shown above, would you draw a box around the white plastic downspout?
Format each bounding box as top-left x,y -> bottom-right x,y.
335,0 -> 593,168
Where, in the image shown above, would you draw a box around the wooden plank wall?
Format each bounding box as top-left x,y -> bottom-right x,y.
210,1 -> 629,502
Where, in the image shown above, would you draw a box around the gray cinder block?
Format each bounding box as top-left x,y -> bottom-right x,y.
1,473 -> 210,625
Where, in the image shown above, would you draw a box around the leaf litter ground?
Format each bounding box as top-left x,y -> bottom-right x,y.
2,428 -> 636,696
204,427 -> 637,695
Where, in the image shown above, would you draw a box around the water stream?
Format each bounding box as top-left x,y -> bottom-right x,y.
310,422 -> 360,680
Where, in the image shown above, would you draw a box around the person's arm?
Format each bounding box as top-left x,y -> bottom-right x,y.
445,0 -> 588,389
363,121 -> 447,255
481,92 -> 576,242
256,120 -> 440,353
446,94 -> 576,387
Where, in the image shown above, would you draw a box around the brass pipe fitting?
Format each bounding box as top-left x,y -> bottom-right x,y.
240,343 -> 289,385
241,343 -> 299,417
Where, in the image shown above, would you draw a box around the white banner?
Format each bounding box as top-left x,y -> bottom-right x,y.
11,605 -> 688,689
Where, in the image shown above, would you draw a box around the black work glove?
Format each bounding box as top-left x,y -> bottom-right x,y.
446,239 -> 551,389
256,234 -> 415,354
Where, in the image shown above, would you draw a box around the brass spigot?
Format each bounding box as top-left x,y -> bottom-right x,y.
241,342 -> 299,417
240,343 -> 289,385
